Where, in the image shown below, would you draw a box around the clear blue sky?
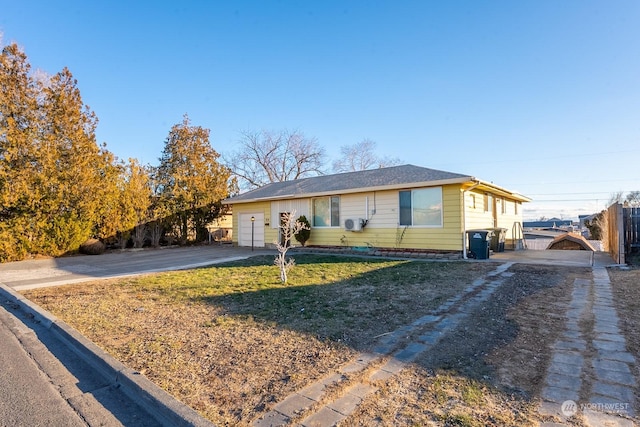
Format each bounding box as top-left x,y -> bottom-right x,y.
2,1 -> 639,220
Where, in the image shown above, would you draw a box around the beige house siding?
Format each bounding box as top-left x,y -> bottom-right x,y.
269,199 -> 311,230
464,190 -> 495,230
463,190 -> 524,244
237,185 -> 466,251
357,185 -> 460,250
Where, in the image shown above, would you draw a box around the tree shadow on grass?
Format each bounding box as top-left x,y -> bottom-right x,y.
199,256 -> 587,400
196,255 -> 484,350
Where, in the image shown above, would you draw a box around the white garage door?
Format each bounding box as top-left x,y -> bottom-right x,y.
238,213 -> 265,247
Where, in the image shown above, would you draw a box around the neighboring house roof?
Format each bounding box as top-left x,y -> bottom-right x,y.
523,220 -> 574,229
223,164 -> 530,204
524,229 -> 568,239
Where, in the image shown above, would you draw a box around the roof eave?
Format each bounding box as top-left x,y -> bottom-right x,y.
469,179 -> 531,202
223,177 -> 476,204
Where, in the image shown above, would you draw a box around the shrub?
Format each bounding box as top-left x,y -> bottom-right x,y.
294,215 -> 311,246
79,238 -> 106,255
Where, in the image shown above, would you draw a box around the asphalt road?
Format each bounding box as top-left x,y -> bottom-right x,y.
0,300 -> 172,427
0,307 -> 86,427
0,245 -> 273,291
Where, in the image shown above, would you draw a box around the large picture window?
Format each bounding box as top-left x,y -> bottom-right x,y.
313,196 -> 340,227
399,187 -> 443,227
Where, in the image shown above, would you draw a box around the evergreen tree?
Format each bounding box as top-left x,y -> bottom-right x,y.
94,157 -> 153,247
36,67 -> 111,255
1,43 -> 118,260
0,44 -> 43,260
156,115 -> 232,244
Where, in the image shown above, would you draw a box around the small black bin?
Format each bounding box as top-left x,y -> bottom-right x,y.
488,227 -> 507,252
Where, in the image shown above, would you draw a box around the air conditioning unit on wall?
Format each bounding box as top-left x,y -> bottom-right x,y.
344,218 -> 364,232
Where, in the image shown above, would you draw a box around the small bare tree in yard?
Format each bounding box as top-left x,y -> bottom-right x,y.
274,211 -> 309,283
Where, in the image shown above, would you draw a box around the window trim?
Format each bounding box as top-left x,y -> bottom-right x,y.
312,195 -> 340,227
399,187 -> 443,228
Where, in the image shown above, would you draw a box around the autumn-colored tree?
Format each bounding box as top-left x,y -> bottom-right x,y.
0,43 -> 41,260
123,159 -> 153,248
155,115 -> 232,244
36,67 -> 111,255
95,157 -> 152,248
1,43 -> 118,260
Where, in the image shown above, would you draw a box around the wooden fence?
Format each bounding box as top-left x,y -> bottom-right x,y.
624,207 -> 640,254
606,204 -> 640,264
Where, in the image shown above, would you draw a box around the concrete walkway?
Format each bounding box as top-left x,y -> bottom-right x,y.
539,255 -> 636,426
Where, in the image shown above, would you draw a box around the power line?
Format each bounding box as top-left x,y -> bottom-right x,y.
527,191 -> 630,196
530,199 -> 603,203
433,149 -> 640,169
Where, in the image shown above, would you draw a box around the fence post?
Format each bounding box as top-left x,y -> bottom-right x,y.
617,205 -> 625,264
606,203 -> 624,264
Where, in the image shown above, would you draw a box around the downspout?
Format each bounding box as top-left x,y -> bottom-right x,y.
462,181 -> 481,259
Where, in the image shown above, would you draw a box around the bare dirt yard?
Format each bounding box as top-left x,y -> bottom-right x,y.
608,265 -> 640,419
22,254 -> 620,426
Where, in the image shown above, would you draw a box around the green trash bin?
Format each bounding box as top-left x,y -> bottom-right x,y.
488,228 -> 507,252
467,229 -> 493,259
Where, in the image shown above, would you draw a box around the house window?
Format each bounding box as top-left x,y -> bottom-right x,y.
313,196 -> 340,227
515,201 -> 519,215
484,194 -> 493,213
399,187 -> 443,227
500,198 -> 506,214
470,194 -> 477,209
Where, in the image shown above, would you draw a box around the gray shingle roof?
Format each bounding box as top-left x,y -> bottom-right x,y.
225,164 -> 472,203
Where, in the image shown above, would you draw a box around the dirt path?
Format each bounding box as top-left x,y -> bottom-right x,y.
538,266 -> 636,427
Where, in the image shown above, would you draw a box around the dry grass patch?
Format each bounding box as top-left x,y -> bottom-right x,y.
346,368 -> 538,426
24,255 -> 493,425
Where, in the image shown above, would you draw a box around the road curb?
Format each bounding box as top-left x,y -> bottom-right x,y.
0,283 -> 214,427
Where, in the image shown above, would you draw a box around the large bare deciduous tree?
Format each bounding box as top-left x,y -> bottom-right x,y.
332,139 -> 401,173
225,129 -> 326,190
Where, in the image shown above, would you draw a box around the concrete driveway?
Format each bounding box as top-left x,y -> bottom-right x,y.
0,245 -> 273,291
490,248 -> 599,267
